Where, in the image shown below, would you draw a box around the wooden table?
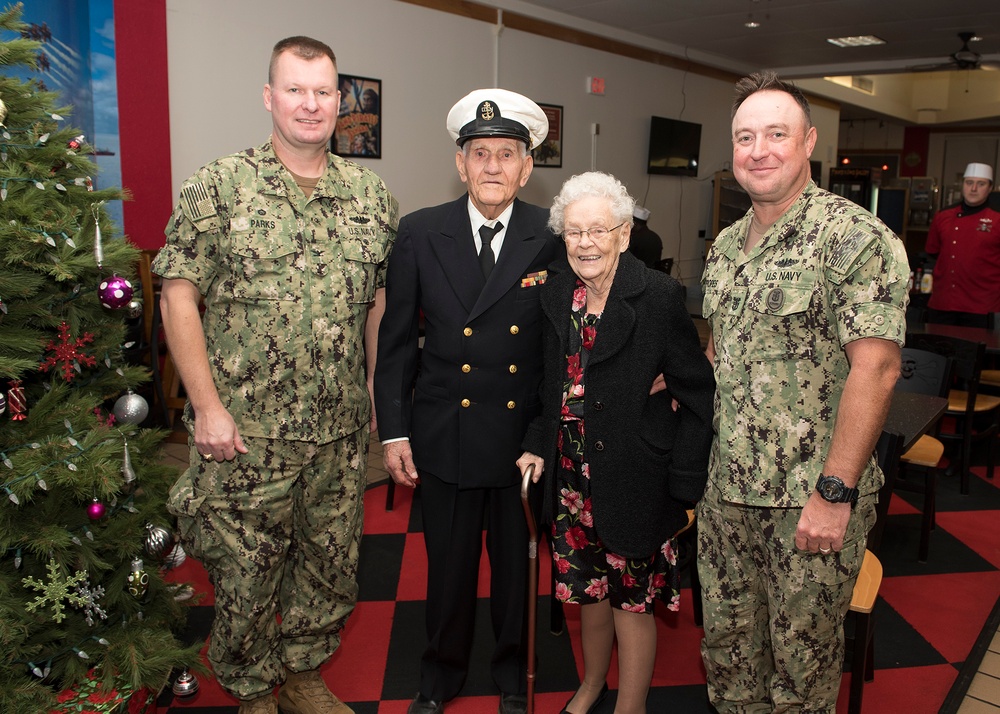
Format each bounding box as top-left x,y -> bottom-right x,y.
907,322 -> 1000,356
883,390 -> 948,452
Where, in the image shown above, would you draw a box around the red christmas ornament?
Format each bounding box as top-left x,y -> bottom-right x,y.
98,275 -> 134,310
39,322 -> 96,382
87,498 -> 106,520
8,380 -> 26,421
67,134 -> 85,151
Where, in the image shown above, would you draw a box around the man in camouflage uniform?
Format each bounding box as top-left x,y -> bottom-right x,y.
698,72 -> 908,712
153,36 -> 397,714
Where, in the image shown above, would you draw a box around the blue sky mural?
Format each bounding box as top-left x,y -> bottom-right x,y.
14,0 -> 123,228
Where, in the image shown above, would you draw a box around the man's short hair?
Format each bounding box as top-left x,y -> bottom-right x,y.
268,36 -> 337,84
732,71 -> 812,128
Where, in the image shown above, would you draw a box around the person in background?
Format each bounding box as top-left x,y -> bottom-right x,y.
154,36 -> 398,714
374,89 -> 562,714
925,162 -> 1000,328
626,205 -> 663,269
699,71 -> 908,712
517,171 -> 714,714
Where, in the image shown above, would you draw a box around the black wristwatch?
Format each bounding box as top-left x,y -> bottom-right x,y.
815,474 -> 859,506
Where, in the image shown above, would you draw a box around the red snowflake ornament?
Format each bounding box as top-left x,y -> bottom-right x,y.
40,322 -> 97,382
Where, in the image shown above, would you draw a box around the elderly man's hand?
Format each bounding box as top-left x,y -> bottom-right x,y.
384,441 -> 420,488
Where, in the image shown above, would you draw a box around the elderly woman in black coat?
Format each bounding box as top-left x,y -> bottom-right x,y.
517,172 -> 714,714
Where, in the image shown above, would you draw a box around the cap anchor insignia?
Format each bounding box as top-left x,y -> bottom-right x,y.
446,88 -> 549,149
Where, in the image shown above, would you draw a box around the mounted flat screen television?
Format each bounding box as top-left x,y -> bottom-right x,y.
646,115 -> 702,177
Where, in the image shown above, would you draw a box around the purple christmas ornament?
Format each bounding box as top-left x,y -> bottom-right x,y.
87,497 -> 106,520
98,275 -> 134,310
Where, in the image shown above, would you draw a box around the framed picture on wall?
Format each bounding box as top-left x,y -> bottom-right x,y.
333,74 -> 381,159
533,103 -> 562,168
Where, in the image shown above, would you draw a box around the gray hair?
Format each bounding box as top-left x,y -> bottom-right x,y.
548,171 -> 635,235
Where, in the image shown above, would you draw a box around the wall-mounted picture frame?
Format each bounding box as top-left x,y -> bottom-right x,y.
333,74 -> 381,159
533,103 -> 562,168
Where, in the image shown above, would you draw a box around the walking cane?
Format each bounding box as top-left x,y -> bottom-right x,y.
520,464 -> 538,714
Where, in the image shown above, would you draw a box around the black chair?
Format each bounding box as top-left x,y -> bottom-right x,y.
654,257 -> 673,275
845,429 -> 906,714
905,333 -> 1000,494
894,348 -> 952,561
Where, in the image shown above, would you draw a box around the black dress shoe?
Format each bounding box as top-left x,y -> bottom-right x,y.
559,682 -> 608,714
407,693 -> 444,714
498,692 -> 527,714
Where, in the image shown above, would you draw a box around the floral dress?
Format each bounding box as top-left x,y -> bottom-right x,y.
550,281 -> 681,614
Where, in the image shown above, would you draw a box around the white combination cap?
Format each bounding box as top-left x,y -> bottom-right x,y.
633,205 -> 651,221
447,88 -> 549,150
964,163 -> 994,182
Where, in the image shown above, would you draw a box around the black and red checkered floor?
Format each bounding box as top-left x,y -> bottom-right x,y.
160,466 -> 1000,713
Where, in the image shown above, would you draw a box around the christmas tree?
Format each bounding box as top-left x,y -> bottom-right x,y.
0,4 -> 199,711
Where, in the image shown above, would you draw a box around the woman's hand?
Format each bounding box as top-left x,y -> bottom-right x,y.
517,452 -> 545,482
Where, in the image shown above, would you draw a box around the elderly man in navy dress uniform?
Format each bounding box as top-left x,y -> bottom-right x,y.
375,89 -> 563,714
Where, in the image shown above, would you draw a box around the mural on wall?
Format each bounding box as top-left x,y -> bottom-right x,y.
13,0 -> 122,227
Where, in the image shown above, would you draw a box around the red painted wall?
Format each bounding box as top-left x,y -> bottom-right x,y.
114,0 -> 170,250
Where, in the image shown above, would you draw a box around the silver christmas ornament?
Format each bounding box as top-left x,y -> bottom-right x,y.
121,440 -> 136,483
126,298 -> 143,320
113,390 -> 148,425
143,523 -> 175,562
0,390 -> 5,416
172,669 -> 199,697
163,543 -> 187,569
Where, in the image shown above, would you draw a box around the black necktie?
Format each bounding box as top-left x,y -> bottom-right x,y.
478,221 -> 503,279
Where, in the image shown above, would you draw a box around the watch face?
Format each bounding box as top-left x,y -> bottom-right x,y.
818,478 -> 844,501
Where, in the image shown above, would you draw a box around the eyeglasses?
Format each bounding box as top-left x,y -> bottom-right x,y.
563,222 -> 626,243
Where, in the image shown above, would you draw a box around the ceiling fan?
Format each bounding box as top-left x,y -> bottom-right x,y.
910,32 -> 1000,72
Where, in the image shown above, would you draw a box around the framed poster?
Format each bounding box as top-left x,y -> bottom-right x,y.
333,74 -> 381,158
533,103 -> 562,168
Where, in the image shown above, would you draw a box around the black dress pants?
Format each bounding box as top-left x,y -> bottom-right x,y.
417,470 -> 528,702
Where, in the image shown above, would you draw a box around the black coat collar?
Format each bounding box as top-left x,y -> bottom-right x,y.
542,251 -> 649,365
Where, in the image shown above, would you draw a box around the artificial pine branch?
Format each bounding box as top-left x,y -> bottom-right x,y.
0,4 -> 201,708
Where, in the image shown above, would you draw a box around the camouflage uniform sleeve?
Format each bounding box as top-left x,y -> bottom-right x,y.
151,165 -> 229,294
374,190 -> 400,291
823,214 -> 909,348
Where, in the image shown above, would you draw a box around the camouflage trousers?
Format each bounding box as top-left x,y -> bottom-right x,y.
168,429 -> 368,699
696,479 -> 876,713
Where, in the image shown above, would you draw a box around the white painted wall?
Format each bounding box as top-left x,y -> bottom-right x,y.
165,0 -> 841,285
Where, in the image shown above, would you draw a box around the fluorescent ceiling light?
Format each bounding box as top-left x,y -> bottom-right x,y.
827,35 -> 886,48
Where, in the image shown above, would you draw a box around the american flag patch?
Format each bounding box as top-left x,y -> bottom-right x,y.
521,270 -> 547,288
181,181 -> 216,222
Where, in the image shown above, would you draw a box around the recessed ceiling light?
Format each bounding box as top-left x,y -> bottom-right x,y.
827,35 -> 886,48
745,17 -> 760,29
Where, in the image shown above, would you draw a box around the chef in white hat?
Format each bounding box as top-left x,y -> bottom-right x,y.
627,204 -> 664,268
375,89 -> 562,714
925,161 -> 1000,327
